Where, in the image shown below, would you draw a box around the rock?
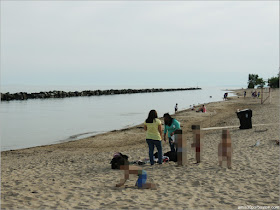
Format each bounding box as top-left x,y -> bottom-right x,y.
0,87 -> 201,101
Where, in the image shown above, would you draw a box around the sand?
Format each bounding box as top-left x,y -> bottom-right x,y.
1,89 -> 279,209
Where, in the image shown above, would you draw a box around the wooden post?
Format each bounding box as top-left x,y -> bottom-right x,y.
191,125 -> 201,163
261,87 -> 271,105
218,129 -> 232,169
175,129 -> 186,166
269,87 -> 271,104
261,87 -> 263,104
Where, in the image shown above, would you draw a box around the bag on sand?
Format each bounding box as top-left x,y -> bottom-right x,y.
154,152 -> 173,163
164,151 -> 177,162
154,152 -> 159,158
110,152 -> 129,169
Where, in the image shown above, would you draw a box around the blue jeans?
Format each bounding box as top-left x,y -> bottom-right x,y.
169,137 -> 176,152
146,139 -> 162,165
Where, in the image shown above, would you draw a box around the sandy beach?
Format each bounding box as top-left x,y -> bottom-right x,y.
1,89 -> 279,209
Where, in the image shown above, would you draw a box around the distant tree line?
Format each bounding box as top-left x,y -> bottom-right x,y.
248,72 -> 279,88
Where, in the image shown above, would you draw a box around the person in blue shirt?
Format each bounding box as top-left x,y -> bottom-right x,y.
163,113 -> 181,152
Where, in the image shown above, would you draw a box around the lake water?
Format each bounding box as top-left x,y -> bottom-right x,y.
0,86 -> 238,151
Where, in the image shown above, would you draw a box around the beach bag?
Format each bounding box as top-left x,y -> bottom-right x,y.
154,152 -> 159,158
164,151 -> 177,162
153,152 -> 170,163
110,152 -> 129,169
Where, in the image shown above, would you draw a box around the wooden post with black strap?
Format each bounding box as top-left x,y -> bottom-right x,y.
174,129 -> 186,166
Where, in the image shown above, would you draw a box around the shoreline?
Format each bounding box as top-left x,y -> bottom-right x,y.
1,89 -> 244,154
1,89 -> 235,152
1,88 -> 279,209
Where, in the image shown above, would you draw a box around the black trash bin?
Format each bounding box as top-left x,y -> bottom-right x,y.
236,109 -> 252,129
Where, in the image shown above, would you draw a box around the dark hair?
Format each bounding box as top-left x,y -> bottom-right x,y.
121,158 -> 129,166
111,153 -> 129,169
146,110 -> 158,123
163,113 -> 173,126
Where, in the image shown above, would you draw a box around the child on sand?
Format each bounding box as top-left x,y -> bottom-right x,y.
116,162 -> 156,189
191,104 -> 195,110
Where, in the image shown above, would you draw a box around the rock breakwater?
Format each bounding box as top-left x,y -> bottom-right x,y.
1,87 -> 201,101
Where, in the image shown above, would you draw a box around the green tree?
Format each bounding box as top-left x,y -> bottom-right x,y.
248,74 -> 266,88
248,82 -> 255,88
268,74 -> 279,88
256,78 -> 266,88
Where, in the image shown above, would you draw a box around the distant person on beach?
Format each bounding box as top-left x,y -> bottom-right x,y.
191,104 -> 195,110
116,160 -> 156,189
258,92 -> 260,98
163,113 -> 181,152
175,103 -> 178,113
196,105 -> 206,113
244,91 -> 246,98
223,93 -> 228,100
144,110 -> 163,165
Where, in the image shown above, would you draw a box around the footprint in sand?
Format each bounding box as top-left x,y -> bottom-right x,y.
191,180 -> 201,187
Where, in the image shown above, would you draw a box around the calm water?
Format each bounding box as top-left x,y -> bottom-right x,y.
0,86 -> 238,151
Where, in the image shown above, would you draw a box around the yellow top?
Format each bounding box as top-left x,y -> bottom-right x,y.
144,118 -> 162,141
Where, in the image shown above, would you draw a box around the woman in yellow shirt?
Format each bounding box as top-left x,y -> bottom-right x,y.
144,110 -> 163,165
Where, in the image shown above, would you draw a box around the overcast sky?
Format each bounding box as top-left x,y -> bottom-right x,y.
1,1 -> 279,88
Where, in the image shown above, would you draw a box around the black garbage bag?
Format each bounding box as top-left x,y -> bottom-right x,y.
236,109 -> 252,129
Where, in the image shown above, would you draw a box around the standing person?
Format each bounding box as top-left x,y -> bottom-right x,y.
144,110 -> 163,165
163,113 -> 181,152
174,103 -> 178,113
244,91 -> 246,98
